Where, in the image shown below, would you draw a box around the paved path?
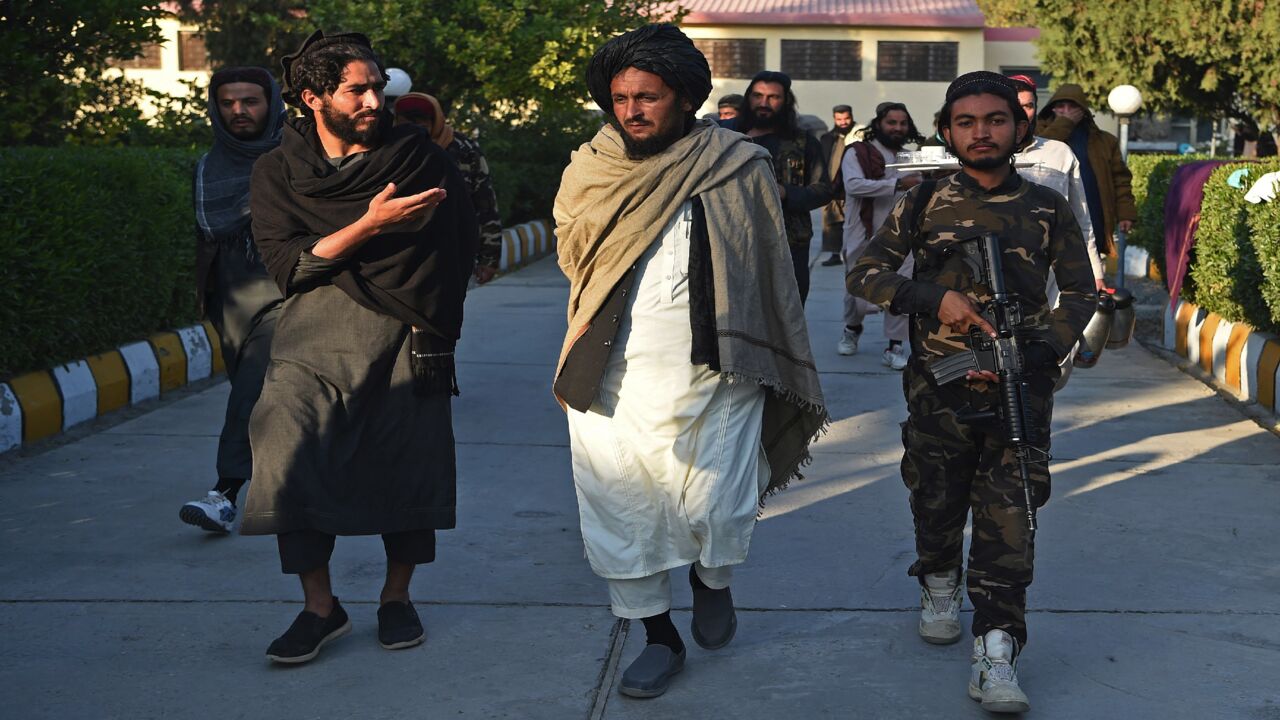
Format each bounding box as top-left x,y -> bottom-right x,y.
3,253 -> 1279,719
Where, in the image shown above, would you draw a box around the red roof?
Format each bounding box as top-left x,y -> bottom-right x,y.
673,0 -> 986,27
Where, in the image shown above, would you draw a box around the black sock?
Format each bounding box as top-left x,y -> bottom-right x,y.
213,478 -> 246,506
846,324 -> 863,335
640,612 -> 684,654
888,340 -> 903,351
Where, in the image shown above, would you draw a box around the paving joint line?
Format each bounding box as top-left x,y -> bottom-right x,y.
587,619 -> 628,720
1,598 -> 1275,616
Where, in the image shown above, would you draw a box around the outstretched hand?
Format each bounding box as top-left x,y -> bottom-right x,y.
364,182 -> 447,233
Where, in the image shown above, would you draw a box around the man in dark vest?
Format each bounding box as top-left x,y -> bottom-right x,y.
839,102 -> 924,369
818,104 -> 856,267
736,71 -> 832,305
178,67 -> 285,534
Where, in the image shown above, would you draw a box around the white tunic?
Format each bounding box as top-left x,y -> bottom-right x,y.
1017,136 -> 1105,282
566,201 -> 770,580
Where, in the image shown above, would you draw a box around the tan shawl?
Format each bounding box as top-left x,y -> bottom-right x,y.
554,120 -> 828,496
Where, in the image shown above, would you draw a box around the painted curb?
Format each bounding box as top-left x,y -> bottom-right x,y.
498,219 -> 555,272
0,220 -> 551,455
1164,298 -> 1280,416
1,323 -> 215,455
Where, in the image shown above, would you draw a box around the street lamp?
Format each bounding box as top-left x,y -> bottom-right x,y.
1108,85 -> 1143,289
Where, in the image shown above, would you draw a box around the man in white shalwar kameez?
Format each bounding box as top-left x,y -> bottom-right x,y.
553,24 -> 827,700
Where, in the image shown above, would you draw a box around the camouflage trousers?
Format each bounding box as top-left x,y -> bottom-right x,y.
900,360 -> 1054,647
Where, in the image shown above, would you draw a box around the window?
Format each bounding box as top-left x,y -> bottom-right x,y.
116,43 -> 163,70
178,32 -> 210,71
693,39 -> 765,79
876,41 -> 958,82
781,40 -> 861,81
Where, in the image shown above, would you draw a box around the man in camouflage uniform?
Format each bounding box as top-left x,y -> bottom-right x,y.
394,92 -> 503,282
736,70 -> 832,305
847,72 -> 1096,714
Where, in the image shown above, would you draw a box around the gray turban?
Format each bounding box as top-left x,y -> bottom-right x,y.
586,24 -> 712,116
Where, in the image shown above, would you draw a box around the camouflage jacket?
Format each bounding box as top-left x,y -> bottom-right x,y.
446,134 -> 503,268
751,130 -> 833,246
846,170 -> 1096,360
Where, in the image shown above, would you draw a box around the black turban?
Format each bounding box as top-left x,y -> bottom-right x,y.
280,29 -> 376,105
586,24 -> 712,116
945,71 -> 1018,104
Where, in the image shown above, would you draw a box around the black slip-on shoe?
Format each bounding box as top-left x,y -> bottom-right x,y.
377,600 -> 425,650
689,566 -> 737,650
619,644 -> 686,698
820,253 -> 843,266
266,599 -> 351,665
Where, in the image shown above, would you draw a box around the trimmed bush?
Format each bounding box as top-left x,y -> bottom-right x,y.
0,147 -> 201,380
1186,161 -> 1280,333
1126,153 -> 1207,280
480,117 -> 595,227
1247,166 -> 1280,329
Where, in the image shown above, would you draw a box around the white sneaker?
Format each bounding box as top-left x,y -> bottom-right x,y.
179,490 -> 236,533
919,568 -> 963,644
969,629 -> 1030,714
882,346 -> 908,370
837,328 -> 860,356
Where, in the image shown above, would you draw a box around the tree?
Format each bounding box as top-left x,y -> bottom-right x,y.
1022,1 -> 1280,131
173,0 -> 309,71
0,0 -> 168,145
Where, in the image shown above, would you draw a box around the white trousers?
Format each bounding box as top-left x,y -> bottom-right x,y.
608,562 -> 734,619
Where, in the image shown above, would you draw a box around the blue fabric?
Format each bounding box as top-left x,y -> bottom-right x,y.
1069,125 -> 1106,241
1227,167 -> 1253,189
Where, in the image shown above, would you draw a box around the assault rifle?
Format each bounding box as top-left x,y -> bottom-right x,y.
927,232 -> 1044,533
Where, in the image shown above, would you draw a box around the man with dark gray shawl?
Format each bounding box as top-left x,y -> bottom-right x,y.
179,67 -> 286,534
554,24 -> 827,698
240,30 -> 478,664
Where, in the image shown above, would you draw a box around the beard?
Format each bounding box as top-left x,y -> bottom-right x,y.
227,115 -> 264,140
320,101 -> 383,147
616,117 -> 686,160
880,131 -> 908,151
954,142 -> 1016,170
750,106 -> 783,130
834,125 -> 852,136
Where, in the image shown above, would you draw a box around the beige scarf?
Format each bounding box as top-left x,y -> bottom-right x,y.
554,120 -> 828,496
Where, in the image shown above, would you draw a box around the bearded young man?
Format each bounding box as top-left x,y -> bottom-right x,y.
554,24 -> 826,699
848,72 -> 1096,713
838,102 -> 925,370
1008,75 -> 1106,293
178,68 -> 286,535
736,71 -> 833,305
818,104 -> 856,267
240,30 -> 478,665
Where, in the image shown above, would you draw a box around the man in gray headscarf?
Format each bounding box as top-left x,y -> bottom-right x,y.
558,24 -> 826,699
178,67 -> 286,535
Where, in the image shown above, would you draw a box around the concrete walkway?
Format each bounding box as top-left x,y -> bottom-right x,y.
2,253 -> 1278,719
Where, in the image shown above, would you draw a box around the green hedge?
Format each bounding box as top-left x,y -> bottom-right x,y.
1186,160 -> 1280,334
479,117 -> 595,227
0,147 -> 201,380
1246,168 -> 1280,328
1127,153 -> 1208,280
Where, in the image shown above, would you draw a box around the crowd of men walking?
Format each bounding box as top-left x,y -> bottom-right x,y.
173,22 -> 1145,715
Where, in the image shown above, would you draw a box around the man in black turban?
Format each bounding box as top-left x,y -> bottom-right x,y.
555,24 -> 827,700
736,70 -> 834,305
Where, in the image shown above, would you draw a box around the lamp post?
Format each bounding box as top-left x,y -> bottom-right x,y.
1108,84 -> 1143,289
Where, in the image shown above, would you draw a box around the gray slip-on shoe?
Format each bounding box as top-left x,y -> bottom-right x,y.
618,644 -> 686,698
690,566 -> 737,650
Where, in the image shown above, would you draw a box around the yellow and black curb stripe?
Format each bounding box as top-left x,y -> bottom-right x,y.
1103,246 -> 1163,282
0,323 -> 223,454
0,221 -> 553,454
1164,299 -> 1280,415
498,219 -> 554,273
